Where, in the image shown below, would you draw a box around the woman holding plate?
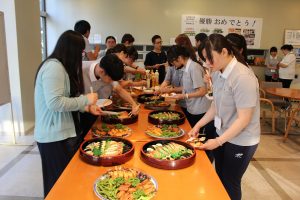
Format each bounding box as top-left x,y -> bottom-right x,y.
188,34 -> 260,200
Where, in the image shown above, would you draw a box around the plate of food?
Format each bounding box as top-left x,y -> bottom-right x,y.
145,124 -> 185,139
96,99 -> 113,108
101,109 -> 138,125
94,167 -> 157,200
140,140 -> 196,170
80,137 -> 134,166
143,88 -> 154,94
137,94 -> 164,104
161,93 -> 177,98
186,137 -> 206,149
92,123 -> 132,138
144,100 -> 171,110
148,110 -> 185,125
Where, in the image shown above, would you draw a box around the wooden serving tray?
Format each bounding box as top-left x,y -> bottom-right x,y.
79,137 -> 134,166
140,139 -> 196,170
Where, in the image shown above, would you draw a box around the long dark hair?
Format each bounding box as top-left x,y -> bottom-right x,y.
198,34 -> 247,66
35,30 -> 85,97
225,33 -> 248,62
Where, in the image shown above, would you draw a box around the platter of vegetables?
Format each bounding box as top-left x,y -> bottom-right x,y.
148,110 -> 185,125
145,124 -> 185,139
144,100 -> 170,111
92,123 -> 132,138
94,167 -> 157,200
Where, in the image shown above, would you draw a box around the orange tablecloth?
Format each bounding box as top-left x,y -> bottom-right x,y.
46,104 -> 230,200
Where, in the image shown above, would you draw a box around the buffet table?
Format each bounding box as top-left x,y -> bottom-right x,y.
45,104 -> 230,200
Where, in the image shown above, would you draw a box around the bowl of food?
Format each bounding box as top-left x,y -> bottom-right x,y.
140,140 -> 196,170
144,100 -> 171,111
92,123 -> 132,138
94,167 -> 157,200
145,124 -> 185,139
137,94 -> 164,104
101,109 -> 138,125
80,137 -> 134,166
148,110 -> 185,125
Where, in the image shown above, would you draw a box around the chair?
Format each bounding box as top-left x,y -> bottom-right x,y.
259,89 -> 276,134
284,106 -> 300,141
259,81 -> 288,134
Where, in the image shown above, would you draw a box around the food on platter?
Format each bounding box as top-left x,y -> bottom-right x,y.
145,124 -> 184,139
150,112 -> 180,121
92,123 -> 131,137
161,93 -> 177,98
137,94 -> 164,103
94,167 -> 157,200
140,140 -> 196,169
101,109 -> 138,125
148,110 -> 185,125
105,111 -> 130,120
144,100 -> 170,107
80,137 -> 134,166
145,142 -> 194,160
83,140 -> 127,157
186,137 -> 205,148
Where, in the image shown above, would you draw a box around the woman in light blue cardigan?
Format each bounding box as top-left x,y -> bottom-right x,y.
34,30 -> 100,197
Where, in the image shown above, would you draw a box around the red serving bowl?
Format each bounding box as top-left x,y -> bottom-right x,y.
144,101 -> 171,111
101,109 -> 138,125
140,139 -> 196,170
148,110 -> 185,125
79,137 -> 134,166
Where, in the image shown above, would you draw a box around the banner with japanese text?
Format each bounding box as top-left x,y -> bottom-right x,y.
181,15 -> 263,48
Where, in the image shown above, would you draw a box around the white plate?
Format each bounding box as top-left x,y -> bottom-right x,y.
143,89 -> 154,94
96,99 -> 112,108
133,86 -> 143,90
161,93 -> 176,98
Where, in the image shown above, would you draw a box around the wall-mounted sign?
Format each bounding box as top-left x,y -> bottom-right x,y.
284,30 -> 300,46
181,15 -> 263,48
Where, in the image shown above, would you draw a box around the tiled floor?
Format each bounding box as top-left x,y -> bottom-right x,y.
0,119 -> 299,200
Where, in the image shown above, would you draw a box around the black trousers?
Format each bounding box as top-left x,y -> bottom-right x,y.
278,78 -> 293,88
213,142 -> 258,200
185,111 -> 216,162
79,112 -> 98,136
37,137 -> 78,198
265,75 -> 272,82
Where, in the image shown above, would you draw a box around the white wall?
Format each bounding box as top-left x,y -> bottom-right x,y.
0,0 -> 41,137
46,0 -> 300,53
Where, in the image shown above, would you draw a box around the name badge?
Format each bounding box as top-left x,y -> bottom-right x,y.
271,69 -> 275,72
214,116 -> 222,130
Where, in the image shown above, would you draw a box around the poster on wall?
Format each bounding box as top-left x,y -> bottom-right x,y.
284,30 -> 300,46
181,15 -> 263,48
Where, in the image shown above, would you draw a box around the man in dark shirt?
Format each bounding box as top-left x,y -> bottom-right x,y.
144,35 -> 168,84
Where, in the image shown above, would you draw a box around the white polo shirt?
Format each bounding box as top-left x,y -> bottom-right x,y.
82,59 -> 119,99
212,57 -> 260,146
279,52 -> 296,79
